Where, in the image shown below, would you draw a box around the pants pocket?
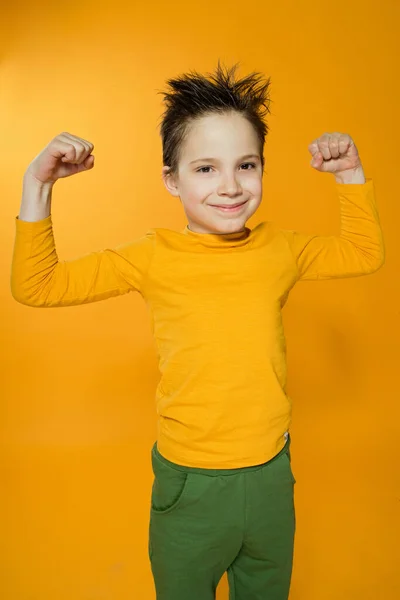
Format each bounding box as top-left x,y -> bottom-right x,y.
283,449 -> 296,484
150,447 -> 191,515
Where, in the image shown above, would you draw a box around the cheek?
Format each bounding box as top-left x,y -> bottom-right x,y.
183,179 -> 213,206
248,177 -> 262,197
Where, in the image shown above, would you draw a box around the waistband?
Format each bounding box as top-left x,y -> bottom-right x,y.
152,434 -> 291,476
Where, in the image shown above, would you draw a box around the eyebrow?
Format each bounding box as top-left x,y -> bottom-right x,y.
189,154 -> 260,165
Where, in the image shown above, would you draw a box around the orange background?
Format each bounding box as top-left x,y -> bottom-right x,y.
1,1 -> 399,598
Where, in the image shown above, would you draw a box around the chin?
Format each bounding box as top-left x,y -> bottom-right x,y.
221,219 -> 247,231
211,218 -> 249,234
189,203 -> 258,234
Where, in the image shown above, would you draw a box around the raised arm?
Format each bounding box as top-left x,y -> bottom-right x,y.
281,132 -> 385,280
11,132 -> 155,307
281,177 -> 385,280
11,213 -> 155,307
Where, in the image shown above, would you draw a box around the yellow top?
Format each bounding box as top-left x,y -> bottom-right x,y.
11,179 -> 385,468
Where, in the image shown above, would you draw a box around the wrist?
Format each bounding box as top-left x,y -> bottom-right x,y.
19,173 -> 54,222
23,171 -> 55,190
334,166 -> 366,184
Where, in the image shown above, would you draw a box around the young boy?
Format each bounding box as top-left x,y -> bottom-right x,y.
11,63 -> 385,600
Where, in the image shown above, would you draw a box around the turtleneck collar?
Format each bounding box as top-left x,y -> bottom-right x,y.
181,224 -> 252,249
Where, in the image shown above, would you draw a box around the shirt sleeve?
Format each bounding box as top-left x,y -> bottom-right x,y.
280,178 -> 385,281
10,215 -> 155,307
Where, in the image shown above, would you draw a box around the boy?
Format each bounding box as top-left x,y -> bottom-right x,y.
11,63 -> 385,600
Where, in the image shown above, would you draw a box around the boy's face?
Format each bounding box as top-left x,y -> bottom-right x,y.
162,112 -> 263,234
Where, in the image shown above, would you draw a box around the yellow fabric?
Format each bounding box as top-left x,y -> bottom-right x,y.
11,178 -> 385,468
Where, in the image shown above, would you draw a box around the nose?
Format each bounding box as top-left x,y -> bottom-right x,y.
217,172 -> 243,197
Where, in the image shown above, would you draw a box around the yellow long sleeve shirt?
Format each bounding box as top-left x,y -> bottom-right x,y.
11,179 -> 385,468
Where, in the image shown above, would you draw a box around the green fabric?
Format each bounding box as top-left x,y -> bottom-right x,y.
149,437 -> 296,600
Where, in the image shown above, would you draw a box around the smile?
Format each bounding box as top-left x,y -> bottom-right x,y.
210,200 -> 248,213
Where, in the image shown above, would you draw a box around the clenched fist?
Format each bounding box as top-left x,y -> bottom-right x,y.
308,132 -> 362,174
25,132 -> 95,185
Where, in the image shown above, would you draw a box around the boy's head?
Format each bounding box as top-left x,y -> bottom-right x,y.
159,62 -> 272,235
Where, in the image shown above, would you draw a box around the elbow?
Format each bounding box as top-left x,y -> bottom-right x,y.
11,282 -> 44,308
11,291 -> 38,307
365,247 -> 385,275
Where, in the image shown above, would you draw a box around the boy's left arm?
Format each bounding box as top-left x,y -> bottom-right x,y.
282,132 -> 385,280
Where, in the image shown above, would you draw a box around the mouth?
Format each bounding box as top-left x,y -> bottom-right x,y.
210,200 -> 248,213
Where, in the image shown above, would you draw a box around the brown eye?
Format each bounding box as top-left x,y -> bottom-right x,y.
240,163 -> 256,170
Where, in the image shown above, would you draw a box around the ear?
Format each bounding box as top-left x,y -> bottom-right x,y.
162,166 -> 180,197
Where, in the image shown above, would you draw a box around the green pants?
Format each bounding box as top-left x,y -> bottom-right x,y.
148,436 -> 296,600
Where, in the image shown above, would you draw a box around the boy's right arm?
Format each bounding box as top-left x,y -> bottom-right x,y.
11,133 -> 155,307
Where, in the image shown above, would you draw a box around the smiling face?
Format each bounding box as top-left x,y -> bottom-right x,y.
162,111 -> 264,234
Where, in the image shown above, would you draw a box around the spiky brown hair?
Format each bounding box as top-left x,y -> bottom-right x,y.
158,60 -> 272,175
